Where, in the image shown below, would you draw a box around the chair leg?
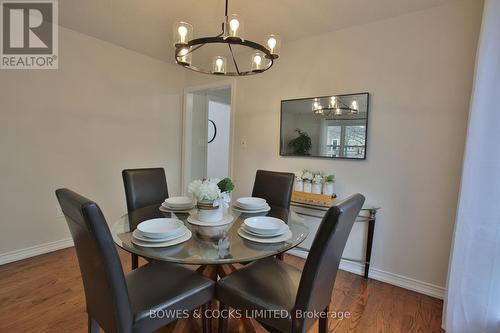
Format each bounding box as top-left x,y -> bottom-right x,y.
131,253 -> 139,270
88,314 -> 100,333
201,303 -> 212,333
218,303 -> 228,333
318,306 -> 328,333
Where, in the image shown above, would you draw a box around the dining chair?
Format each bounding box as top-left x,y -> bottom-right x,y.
122,168 -> 169,269
251,169 -> 295,260
252,170 -> 295,210
56,188 -> 214,333
216,193 -> 365,333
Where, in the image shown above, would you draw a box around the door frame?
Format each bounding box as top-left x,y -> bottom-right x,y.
181,79 -> 237,194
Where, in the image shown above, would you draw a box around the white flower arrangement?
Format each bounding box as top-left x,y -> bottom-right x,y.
302,170 -> 314,181
312,173 -> 324,184
294,170 -> 304,180
188,179 -> 221,202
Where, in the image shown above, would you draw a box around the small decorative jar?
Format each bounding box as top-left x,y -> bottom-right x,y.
303,180 -> 312,193
323,182 -> 334,196
295,179 -> 304,192
197,200 -> 223,222
312,182 -> 322,194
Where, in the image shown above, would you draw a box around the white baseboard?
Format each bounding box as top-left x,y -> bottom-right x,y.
287,248 -> 445,300
0,238 -> 74,266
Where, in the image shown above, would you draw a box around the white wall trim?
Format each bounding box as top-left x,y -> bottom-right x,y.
287,249 -> 445,300
0,238 -> 74,266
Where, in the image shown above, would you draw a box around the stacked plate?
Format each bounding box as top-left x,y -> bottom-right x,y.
238,216 -> 292,243
160,196 -> 196,213
131,218 -> 191,247
232,197 -> 271,213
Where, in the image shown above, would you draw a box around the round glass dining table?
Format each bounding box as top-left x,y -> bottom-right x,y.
111,204 -> 309,266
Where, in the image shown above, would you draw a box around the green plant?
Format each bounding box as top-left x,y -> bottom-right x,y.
217,178 -> 234,193
325,174 -> 335,183
288,129 -> 312,155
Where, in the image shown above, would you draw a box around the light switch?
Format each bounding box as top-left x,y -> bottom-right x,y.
241,139 -> 247,148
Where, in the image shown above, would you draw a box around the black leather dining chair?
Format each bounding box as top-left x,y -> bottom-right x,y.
122,168 -> 169,269
216,194 -> 365,333
56,188 -> 214,333
251,170 -> 295,210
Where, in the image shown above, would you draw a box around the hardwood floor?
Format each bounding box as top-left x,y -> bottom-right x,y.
0,247 -> 444,332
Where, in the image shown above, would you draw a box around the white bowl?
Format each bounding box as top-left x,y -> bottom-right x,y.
243,216 -> 286,235
164,196 -> 195,208
137,218 -> 184,239
236,197 -> 267,209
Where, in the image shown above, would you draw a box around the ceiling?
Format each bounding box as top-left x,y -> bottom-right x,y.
59,0 -> 458,64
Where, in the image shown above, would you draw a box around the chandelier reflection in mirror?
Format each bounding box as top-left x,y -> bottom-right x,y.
312,96 -> 360,118
173,0 -> 281,76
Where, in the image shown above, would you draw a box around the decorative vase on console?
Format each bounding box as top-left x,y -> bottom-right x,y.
294,170 -> 304,192
302,170 -> 313,193
322,174 -> 335,196
312,173 -> 323,194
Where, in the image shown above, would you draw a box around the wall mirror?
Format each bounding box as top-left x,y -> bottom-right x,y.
280,93 -> 369,159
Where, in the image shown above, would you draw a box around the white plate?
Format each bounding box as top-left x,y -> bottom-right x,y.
132,229 -> 192,248
238,227 -> 292,243
231,204 -> 271,214
236,197 -> 267,209
160,203 -> 195,213
241,224 -> 289,238
132,227 -> 187,242
164,196 -> 195,207
137,218 -> 184,239
187,213 -> 235,226
244,216 -> 286,235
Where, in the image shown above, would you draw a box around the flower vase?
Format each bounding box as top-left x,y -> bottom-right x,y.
323,182 -> 334,196
197,200 -> 223,222
312,183 -> 322,194
295,179 -> 304,192
303,180 -> 312,193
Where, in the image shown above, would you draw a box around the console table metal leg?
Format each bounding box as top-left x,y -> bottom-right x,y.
364,211 -> 376,278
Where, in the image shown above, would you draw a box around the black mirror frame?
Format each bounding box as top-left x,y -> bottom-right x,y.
279,92 -> 370,160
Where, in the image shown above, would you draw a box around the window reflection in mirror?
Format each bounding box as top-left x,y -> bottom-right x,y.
280,93 -> 369,159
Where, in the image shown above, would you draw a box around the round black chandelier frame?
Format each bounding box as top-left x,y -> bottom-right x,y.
174,0 -> 279,76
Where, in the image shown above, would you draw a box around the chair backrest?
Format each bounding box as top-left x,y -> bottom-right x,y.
251,170 -> 294,209
293,194 -> 365,333
122,168 -> 169,212
55,189 -> 133,333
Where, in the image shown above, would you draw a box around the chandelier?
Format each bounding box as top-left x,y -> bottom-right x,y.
312,96 -> 359,118
173,0 -> 281,76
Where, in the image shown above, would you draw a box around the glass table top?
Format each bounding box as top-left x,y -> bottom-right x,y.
111,205 -> 309,265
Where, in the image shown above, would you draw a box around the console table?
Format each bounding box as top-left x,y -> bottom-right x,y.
290,199 -> 380,278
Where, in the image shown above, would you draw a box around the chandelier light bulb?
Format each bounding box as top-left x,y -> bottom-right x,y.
351,100 -> 359,114
178,25 -> 188,38
267,37 -> 277,51
212,56 -> 227,74
173,22 -> 192,46
330,96 -> 337,108
265,34 -> 281,58
251,52 -> 265,72
335,108 -> 342,115
229,19 -> 240,32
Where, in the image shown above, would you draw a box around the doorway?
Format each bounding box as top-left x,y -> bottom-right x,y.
182,84 -> 233,192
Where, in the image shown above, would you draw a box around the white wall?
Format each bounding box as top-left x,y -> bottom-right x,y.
0,27 -> 185,256
186,0 -> 483,289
